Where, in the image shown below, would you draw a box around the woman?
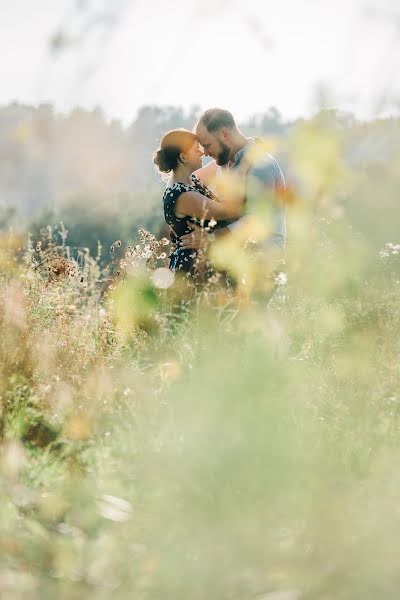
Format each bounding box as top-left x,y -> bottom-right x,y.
153,129 -> 242,278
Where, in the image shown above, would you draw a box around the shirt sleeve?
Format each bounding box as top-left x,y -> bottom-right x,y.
249,155 -> 285,190
227,155 -> 286,249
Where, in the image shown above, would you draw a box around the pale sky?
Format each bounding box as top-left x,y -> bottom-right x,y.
1,0 -> 400,123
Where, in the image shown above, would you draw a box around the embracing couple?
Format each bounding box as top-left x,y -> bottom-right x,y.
153,108 -> 286,288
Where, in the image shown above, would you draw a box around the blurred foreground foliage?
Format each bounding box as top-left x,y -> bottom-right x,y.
1,116 -> 400,600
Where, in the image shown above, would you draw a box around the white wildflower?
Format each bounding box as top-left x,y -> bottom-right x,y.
151,267 -> 175,289
142,245 -> 152,259
97,494 -> 133,523
275,272 -> 288,286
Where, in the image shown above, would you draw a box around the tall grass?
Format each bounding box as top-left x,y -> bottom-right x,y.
1,121 -> 400,599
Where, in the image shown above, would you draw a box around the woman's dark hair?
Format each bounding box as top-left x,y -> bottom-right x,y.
153,129 -> 197,173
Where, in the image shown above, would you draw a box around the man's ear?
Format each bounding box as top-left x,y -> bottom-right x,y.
219,127 -> 230,142
179,152 -> 186,164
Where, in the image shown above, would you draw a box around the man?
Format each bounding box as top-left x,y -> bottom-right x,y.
180,108 -> 286,256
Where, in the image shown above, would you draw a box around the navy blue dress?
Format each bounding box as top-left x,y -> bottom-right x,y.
163,174 -> 232,275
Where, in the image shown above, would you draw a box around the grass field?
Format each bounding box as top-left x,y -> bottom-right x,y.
1,127 -> 400,599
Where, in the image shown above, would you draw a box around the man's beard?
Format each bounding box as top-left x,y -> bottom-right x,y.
216,141 -> 230,166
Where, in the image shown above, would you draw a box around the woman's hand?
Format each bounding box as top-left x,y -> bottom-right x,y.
180,222 -> 208,250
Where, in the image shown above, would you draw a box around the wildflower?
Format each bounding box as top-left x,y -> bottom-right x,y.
161,237 -> 170,246
208,218 -> 217,228
97,494 -> 133,522
275,272 -> 288,286
151,267 -> 175,289
142,246 -> 152,259
158,253 -> 167,260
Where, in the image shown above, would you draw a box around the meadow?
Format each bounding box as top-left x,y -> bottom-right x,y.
1,116 -> 400,600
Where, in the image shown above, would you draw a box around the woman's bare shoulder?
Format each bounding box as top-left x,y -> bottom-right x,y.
193,160 -> 217,185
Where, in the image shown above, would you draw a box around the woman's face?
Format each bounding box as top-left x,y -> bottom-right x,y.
186,141 -> 204,171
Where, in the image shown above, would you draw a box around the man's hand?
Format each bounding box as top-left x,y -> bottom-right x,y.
180,222 -> 208,250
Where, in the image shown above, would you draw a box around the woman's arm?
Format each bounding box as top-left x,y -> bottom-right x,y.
175,190 -> 243,221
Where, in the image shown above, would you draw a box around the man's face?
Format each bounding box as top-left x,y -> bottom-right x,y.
195,123 -> 231,166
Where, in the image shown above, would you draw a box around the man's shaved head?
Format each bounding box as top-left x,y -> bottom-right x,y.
196,108 -> 237,133
195,108 -> 243,166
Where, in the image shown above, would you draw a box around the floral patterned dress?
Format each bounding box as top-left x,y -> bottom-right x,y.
163,174 -> 232,276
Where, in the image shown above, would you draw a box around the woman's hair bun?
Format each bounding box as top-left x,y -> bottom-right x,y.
153,148 -> 173,173
153,129 -> 197,175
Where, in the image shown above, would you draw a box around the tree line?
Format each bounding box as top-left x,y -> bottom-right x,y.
1,102 -> 399,257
